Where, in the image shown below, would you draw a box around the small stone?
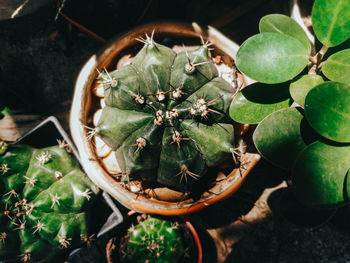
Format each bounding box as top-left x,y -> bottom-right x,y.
213,55 -> 222,65
55,171 -> 63,181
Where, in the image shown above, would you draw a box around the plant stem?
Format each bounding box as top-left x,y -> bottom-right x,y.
11,0 -> 30,19
308,45 -> 328,75
318,45 -> 328,61
55,0 -> 67,21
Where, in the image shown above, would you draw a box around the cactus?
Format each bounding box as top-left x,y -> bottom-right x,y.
95,33 -> 236,192
123,215 -> 185,263
0,141 -> 99,262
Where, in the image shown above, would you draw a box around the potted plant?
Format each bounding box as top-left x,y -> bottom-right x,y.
229,0 -> 350,210
0,117 -> 103,262
70,22 -> 260,215
105,211 -> 202,263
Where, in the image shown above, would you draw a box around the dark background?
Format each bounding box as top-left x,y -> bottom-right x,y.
1,0 -> 350,262
0,0 -> 297,116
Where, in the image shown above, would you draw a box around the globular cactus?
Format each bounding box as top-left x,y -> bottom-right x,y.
94,33 -> 236,192
0,141 -> 99,262
123,215 -> 185,263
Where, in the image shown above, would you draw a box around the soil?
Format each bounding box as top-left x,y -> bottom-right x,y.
1,0 -> 350,262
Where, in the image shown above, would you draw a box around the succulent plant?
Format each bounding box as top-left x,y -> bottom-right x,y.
94,33 -> 236,192
122,215 -> 185,263
229,0 -> 350,208
0,141 -> 99,262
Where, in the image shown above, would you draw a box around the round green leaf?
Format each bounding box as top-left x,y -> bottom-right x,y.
289,74 -> 324,107
253,107 -> 316,170
229,82 -> 291,124
259,14 -> 311,53
292,141 -> 350,207
305,82 -> 350,142
322,49 -> 350,84
236,32 -> 309,84
312,0 -> 350,47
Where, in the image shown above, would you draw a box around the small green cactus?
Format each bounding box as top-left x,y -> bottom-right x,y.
124,216 -> 185,263
0,141 -> 99,262
95,33 -> 236,192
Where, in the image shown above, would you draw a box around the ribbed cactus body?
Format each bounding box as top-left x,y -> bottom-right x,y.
0,143 -> 98,262
126,216 -> 184,263
96,37 -> 235,192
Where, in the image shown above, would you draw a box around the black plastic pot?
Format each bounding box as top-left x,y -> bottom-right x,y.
1,116 -> 117,262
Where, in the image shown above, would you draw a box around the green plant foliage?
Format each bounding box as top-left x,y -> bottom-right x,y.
322,49 -> 350,84
229,0 -> 350,210
0,143 -> 98,262
236,32 -> 309,84
253,107 -> 311,170
125,216 -> 184,263
259,14 -> 311,53
289,75 -> 324,107
229,82 -> 291,124
97,38 -> 235,192
292,141 -> 350,207
1,107 -> 12,116
305,82 -> 350,143
320,38 -> 350,60
312,0 -> 350,47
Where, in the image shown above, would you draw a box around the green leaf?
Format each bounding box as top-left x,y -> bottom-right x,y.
305,82 -> 350,142
322,49 -> 350,84
289,74 -> 324,107
1,106 -> 12,116
253,107 -> 317,170
229,82 -> 291,124
259,14 -> 311,53
292,141 -> 350,207
236,32 -> 309,84
312,0 -> 350,47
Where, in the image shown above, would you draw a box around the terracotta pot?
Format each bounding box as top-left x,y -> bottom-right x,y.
105,211 -> 203,263
70,21 -> 260,215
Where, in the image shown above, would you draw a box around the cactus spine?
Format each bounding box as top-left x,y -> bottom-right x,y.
124,215 -> 184,263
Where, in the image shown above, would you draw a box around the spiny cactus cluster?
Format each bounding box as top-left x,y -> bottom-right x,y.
94,33 -> 236,192
122,215 -> 185,263
0,141 -> 99,262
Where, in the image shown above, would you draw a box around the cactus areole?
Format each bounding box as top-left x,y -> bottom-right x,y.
0,142 -> 98,262
95,33 -> 236,192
